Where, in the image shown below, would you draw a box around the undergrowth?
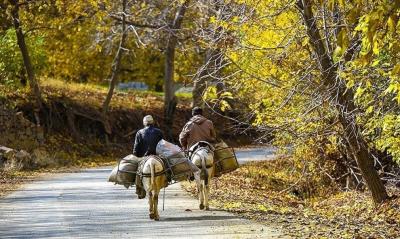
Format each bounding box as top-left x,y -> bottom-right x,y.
182,158 -> 400,238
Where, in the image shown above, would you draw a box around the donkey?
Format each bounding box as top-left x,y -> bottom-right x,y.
141,156 -> 168,221
190,141 -> 214,210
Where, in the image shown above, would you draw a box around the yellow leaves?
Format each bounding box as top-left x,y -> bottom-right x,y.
258,204 -> 268,212
209,16 -> 216,24
391,64 -> 400,77
301,37 -> 309,47
347,7 -> 361,25
354,87 -> 365,99
372,34 -> 382,55
229,51 -> 239,62
384,64 -> 400,103
385,83 -> 400,95
346,79 -> 354,88
366,105 -> 374,114
326,0 -> 346,10
222,201 -> 242,210
203,86 -> 217,100
95,44 -> 102,53
333,47 -> 344,63
203,87 -> 233,112
374,114 -> 400,163
386,15 -> 397,33
219,100 -> 232,112
327,0 -> 335,11
337,0 -> 345,8
359,35 -> 372,57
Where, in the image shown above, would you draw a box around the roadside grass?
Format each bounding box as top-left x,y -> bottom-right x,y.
39,78 -> 161,110
40,78 -> 192,109
182,158 -> 400,239
176,91 -> 193,99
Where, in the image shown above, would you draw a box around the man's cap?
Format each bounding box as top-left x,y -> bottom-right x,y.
143,115 -> 154,125
192,107 -> 203,116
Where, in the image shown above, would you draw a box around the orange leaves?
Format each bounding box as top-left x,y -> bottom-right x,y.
183,159 -> 400,238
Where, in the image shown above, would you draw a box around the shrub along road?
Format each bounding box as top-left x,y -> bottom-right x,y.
0,147 -> 284,238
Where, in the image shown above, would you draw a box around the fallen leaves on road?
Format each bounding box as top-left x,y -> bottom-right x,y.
0,170 -> 41,198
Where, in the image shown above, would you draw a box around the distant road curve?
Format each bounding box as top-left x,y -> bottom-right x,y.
235,146 -> 277,165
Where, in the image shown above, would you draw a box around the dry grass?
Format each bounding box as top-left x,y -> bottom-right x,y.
40,78 -> 163,110
39,78 -> 192,110
182,159 -> 400,239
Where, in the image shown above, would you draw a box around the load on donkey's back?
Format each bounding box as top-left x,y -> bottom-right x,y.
108,108 -> 238,220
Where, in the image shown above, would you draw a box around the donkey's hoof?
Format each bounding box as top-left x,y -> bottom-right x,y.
154,216 -> 160,221
205,206 -> 210,211
149,213 -> 155,219
199,204 -> 205,210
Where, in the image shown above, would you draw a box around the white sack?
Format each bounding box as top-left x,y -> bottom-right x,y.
156,139 -> 184,158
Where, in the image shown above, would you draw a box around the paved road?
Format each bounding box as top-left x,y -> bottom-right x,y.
0,147 -> 284,239
235,147 -> 277,165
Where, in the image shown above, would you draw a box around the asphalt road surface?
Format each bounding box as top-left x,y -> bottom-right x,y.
0,147 -> 285,239
235,147 -> 277,165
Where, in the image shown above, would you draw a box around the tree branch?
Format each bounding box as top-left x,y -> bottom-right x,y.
110,14 -> 162,29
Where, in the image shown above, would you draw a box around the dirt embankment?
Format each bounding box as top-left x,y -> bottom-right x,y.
1,82 -> 256,169
0,82 -> 257,197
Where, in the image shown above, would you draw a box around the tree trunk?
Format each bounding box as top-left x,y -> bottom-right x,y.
164,43 -> 177,140
297,0 -> 388,203
192,50 -> 208,107
164,0 -> 190,141
66,108 -> 80,140
102,0 -> 128,136
10,0 -> 42,126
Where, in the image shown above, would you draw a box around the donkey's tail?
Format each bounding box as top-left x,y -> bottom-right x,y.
150,160 -> 156,192
201,157 -> 209,186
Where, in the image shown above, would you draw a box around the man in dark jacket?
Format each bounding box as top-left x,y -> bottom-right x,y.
133,115 -> 163,157
179,107 -> 216,151
133,115 -> 163,198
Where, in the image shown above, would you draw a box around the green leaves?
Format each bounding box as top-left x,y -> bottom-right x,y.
0,29 -> 46,85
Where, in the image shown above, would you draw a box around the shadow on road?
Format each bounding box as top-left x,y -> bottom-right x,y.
162,215 -> 237,221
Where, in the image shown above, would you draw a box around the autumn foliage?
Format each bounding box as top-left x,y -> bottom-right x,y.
1,0 -> 400,221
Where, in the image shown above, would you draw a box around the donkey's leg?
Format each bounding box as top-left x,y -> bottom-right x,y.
205,178 -> 211,210
199,181 -> 205,210
205,169 -> 213,210
148,191 -> 154,219
195,175 -> 204,210
153,192 -> 159,221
